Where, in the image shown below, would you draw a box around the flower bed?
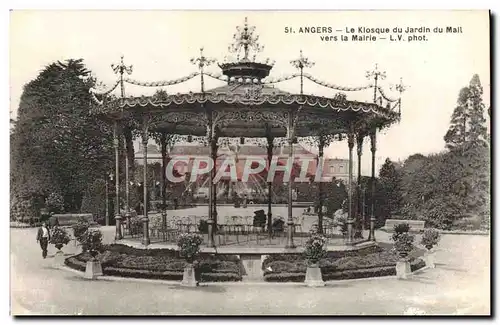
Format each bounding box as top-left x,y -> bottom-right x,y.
262,244 -> 426,282
64,244 -> 242,282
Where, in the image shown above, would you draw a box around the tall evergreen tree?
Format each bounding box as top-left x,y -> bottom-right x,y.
466,75 -> 489,149
10,59 -> 113,215
378,158 -> 403,218
442,74 -> 490,228
444,87 -> 470,151
444,74 -> 489,152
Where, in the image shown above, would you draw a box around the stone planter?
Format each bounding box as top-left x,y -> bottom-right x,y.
84,259 -> 103,280
424,247 -> 435,268
181,264 -> 199,287
53,249 -> 65,267
396,253 -> 411,279
304,263 -> 325,287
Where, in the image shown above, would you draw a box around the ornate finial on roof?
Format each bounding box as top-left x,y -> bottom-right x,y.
290,50 -> 315,94
366,63 -> 387,103
290,50 -> 315,70
228,17 -> 264,62
190,47 -> 217,70
111,55 -> 133,98
365,63 -> 386,81
111,55 -> 133,76
190,47 -> 217,92
394,77 -> 408,95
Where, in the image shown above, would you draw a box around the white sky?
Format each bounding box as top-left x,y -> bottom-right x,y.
9,10 -> 490,175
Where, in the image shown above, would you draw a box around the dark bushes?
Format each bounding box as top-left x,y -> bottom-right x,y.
262,246 -> 426,282
64,244 -> 242,282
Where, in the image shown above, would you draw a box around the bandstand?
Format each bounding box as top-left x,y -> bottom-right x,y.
90,18 -> 403,250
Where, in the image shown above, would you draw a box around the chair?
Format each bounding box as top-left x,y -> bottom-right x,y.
245,216 -> 254,234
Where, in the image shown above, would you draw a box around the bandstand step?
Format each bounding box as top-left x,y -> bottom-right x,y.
240,254 -> 264,282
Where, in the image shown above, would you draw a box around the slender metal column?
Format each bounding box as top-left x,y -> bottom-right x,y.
317,136 -> 325,234
356,134 -> 364,237
113,121 -> 123,240
266,135 -> 273,238
206,115 -> 215,247
346,132 -> 355,244
285,112 -> 295,249
160,132 -> 167,242
212,138 -> 218,233
112,56 -> 132,238
369,131 -> 377,241
124,136 -> 131,235
141,131 -> 150,246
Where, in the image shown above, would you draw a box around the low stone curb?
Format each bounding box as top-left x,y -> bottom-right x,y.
10,224 -> 34,229
57,263 -> 430,286
438,230 -> 489,236
379,228 -> 489,236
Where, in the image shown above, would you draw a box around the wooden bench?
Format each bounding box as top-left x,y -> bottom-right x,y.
383,219 -> 425,233
51,213 -> 95,227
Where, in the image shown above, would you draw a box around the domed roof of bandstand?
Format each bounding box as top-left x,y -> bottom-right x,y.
92,18 -> 401,138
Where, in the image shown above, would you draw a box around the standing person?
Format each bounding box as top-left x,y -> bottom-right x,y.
36,222 -> 51,259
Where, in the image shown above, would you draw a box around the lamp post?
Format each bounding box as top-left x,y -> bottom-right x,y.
290,50 -> 315,95
365,63 -> 386,103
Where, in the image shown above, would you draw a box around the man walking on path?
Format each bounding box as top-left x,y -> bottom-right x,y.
36,222 -> 51,259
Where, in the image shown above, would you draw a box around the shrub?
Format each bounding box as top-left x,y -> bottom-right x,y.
303,234 -> 327,265
394,232 -> 415,257
72,217 -> 90,242
64,256 -> 86,272
50,226 -> 71,250
45,192 -> 64,214
264,260 -> 305,274
200,273 -> 242,282
421,228 -> 440,249
104,267 -> 183,281
262,255 -> 427,282
322,266 -> 396,281
64,244 -> 242,282
80,229 -> 104,258
177,233 -> 203,263
392,223 -> 411,242
80,179 -> 106,220
10,195 -> 36,223
198,220 -> 208,234
410,258 -> 426,271
253,210 -> 266,228
150,215 -> 163,229
264,272 -> 305,282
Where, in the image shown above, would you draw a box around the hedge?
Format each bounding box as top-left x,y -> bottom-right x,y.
64,244 -> 242,282
262,245 -> 427,282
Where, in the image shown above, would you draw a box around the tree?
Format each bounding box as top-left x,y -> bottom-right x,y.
378,158 -> 403,218
442,74 -> 490,227
444,87 -> 470,152
444,74 -> 488,152
11,59 -> 113,215
323,178 -> 348,218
